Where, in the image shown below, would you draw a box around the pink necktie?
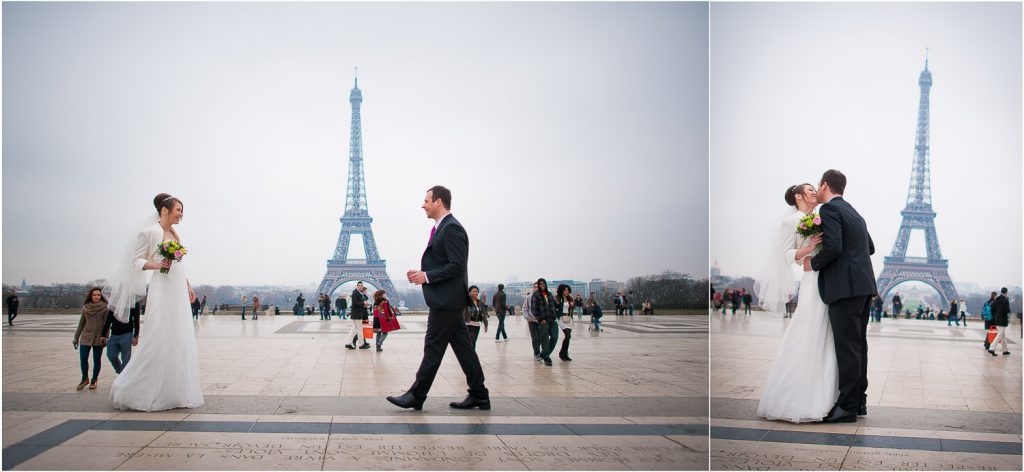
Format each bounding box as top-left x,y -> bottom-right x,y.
429,226 -> 435,243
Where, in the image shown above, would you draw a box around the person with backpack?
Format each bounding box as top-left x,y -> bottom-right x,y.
982,292 -> 996,350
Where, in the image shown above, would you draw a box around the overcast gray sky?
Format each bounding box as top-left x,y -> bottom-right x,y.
710,2 -> 1022,291
3,2 -> 710,288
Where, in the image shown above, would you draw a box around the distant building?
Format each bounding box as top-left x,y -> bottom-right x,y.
504,281 -> 535,298
589,279 -> 624,295
550,280 -> 589,298
710,261 -> 721,283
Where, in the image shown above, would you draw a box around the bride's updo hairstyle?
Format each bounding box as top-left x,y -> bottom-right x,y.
784,184 -> 811,207
153,193 -> 183,216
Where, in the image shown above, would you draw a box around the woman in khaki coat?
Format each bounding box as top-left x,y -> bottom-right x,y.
74,287 -> 108,390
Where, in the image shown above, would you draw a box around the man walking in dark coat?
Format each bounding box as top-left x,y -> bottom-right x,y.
387,186 -> 489,411
988,288 -> 1012,356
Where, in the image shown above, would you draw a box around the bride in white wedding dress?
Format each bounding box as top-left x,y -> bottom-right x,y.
107,193 -> 204,411
755,183 -> 838,423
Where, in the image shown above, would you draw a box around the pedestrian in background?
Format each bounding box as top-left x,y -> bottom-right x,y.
336,294 -> 347,320
6,291 -> 19,326
988,288 -> 1011,356
464,285 -> 488,348
345,282 -> 371,349
523,282 -> 540,360
102,301 -> 140,374
556,284 -> 574,362
982,292 -> 996,350
531,278 -> 559,366
74,287 -> 108,390
589,301 -> 604,331
493,284 -> 508,342
372,289 -> 399,351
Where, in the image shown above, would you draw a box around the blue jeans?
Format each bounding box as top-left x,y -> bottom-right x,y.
538,321 -> 560,361
106,332 -> 133,374
495,313 -> 507,340
340,308 -> 347,319
79,344 -> 103,381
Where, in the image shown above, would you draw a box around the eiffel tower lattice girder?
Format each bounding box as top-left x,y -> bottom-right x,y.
876,56 -> 958,308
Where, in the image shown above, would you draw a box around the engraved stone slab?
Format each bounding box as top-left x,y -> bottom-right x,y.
711,439 -> 847,470
841,446 -> 1023,471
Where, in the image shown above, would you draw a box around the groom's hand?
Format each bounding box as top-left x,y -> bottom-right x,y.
407,270 -> 427,285
803,258 -> 812,272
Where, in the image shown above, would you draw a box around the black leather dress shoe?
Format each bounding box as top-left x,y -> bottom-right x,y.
822,405 -> 857,423
386,392 -> 424,411
449,395 -> 491,410
858,405 -> 867,416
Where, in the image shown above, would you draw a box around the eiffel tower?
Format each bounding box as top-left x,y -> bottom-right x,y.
316,72 -> 397,298
875,56 -> 958,308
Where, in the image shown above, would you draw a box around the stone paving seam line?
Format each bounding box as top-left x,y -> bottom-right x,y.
662,434 -> 702,454
712,426 -> 1023,456
492,432 -> 534,472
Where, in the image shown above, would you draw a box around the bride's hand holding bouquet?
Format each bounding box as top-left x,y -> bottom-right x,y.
157,241 -> 187,274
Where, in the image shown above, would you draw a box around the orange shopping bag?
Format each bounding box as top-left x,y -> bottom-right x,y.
363,320 -> 373,340
987,326 -> 999,345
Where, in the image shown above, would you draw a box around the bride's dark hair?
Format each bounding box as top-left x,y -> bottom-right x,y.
153,193 -> 183,215
784,184 -> 811,207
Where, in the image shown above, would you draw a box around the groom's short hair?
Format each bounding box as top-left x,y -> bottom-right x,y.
820,169 -> 847,195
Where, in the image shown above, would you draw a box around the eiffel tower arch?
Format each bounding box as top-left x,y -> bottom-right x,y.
876,56 -> 959,307
316,72 -> 397,299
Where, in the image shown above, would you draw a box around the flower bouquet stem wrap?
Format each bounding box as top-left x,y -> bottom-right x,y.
157,240 -> 187,274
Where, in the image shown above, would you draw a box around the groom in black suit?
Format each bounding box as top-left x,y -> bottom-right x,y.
387,185 -> 490,411
807,169 -> 877,423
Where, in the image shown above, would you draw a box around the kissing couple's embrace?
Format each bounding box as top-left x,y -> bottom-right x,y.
756,169 -> 877,424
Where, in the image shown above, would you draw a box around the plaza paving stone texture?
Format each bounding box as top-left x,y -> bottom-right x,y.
2,313 -> 709,470
710,310 -> 1023,470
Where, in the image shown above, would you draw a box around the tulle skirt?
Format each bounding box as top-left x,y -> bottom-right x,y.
110,261 -> 204,411
756,270 -> 838,423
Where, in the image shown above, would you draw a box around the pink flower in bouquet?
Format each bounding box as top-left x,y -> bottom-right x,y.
174,250 -> 183,258
799,222 -> 806,230
813,216 -> 822,225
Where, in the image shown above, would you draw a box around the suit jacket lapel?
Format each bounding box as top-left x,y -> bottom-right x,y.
427,215 -> 451,252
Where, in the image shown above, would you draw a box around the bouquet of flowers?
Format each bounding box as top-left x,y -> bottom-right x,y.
157,241 -> 187,274
797,213 -> 823,238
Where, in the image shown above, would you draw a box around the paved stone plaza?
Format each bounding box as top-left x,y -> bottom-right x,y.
710,311 -> 1023,470
2,313 -> 708,470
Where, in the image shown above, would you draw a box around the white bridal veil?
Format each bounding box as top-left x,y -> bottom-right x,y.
752,209 -> 803,313
102,213 -> 158,323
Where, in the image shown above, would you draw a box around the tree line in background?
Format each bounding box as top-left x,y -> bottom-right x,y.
4,271 -> 709,312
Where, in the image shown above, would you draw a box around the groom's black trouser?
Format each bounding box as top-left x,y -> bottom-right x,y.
409,308 -> 488,400
828,295 -> 872,412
